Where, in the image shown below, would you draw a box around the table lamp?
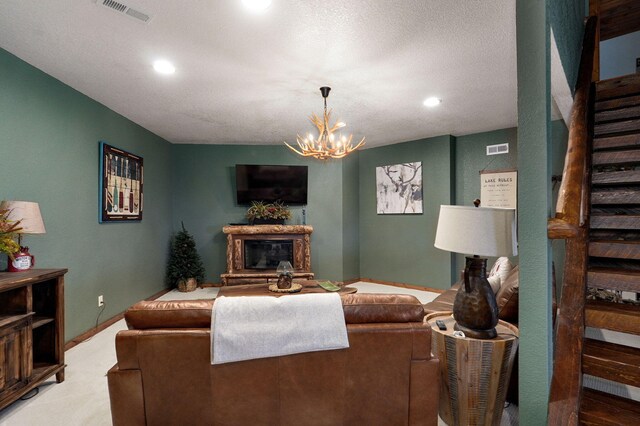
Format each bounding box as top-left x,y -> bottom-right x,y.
434,205 -> 517,339
0,200 -> 46,272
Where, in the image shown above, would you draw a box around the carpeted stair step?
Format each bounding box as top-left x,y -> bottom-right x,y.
592,170 -> 640,186
580,388 -> 640,425
588,267 -> 640,292
585,300 -> 640,335
583,338 -> 640,387
590,214 -> 640,230
592,188 -> 640,205
592,149 -> 640,167
589,240 -> 640,259
595,105 -> 640,124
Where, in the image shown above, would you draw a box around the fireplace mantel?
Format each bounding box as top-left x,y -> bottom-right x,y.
221,225 -> 314,285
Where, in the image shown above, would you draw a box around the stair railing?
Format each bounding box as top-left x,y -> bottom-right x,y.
547,16 -> 598,425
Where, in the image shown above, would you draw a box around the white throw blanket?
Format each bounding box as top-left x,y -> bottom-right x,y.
211,293 -> 349,365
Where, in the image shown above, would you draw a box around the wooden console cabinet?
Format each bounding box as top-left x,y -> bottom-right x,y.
0,268 -> 66,410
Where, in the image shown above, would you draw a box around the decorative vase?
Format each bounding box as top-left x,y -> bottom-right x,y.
276,260 -> 294,289
452,257 -> 499,339
177,277 -> 197,292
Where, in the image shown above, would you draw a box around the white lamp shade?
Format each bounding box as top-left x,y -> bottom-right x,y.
0,201 -> 46,234
434,205 -> 517,257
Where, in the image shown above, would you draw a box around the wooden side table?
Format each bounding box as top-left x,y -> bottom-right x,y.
426,312 -> 518,426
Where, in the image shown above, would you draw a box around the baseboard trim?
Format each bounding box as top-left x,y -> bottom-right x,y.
357,278 -> 445,294
64,287 -> 172,351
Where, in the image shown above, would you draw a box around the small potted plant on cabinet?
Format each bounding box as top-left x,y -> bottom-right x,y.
166,223 -> 206,292
0,208 -> 21,269
246,201 -> 292,225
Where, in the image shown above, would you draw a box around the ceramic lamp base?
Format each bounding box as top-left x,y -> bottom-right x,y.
452,256 -> 499,340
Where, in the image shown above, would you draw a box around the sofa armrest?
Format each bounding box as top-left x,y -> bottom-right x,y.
107,364 -> 145,426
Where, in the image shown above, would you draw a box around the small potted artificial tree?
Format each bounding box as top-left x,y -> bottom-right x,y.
166,223 -> 206,292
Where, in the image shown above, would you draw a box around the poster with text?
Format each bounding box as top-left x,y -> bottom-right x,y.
480,170 -> 517,208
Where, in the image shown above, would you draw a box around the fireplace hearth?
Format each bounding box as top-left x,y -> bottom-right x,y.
221,225 -> 314,285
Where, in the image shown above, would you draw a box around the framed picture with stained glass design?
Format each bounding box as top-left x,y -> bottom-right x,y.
376,162 -> 423,214
99,141 -> 143,222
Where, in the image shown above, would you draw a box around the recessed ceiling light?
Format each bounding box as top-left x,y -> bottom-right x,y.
423,97 -> 442,107
242,0 -> 272,13
153,60 -> 176,75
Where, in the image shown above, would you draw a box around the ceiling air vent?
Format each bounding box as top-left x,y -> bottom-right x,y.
486,143 -> 509,156
95,0 -> 152,23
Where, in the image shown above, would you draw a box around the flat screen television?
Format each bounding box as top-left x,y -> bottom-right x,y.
236,164 -> 308,205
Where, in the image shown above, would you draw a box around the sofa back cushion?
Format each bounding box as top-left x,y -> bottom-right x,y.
496,265 -> 519,323
342,294 -> 425,323
125,299 -> 214,329
124,294 -> 425,330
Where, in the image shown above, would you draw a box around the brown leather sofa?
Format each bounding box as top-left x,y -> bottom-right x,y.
108,294 -> 440,426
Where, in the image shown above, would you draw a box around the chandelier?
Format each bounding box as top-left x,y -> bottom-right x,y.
285,87 -> 365,160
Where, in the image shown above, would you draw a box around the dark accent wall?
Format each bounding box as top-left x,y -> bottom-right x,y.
0,48 -> 173,340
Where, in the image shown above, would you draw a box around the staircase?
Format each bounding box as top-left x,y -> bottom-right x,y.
579,73 -> 640,424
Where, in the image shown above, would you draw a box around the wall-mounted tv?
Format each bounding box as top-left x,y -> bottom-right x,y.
236,164 -> 308,205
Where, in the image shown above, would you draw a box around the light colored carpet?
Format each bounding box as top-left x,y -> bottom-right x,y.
0,282 -> 517,425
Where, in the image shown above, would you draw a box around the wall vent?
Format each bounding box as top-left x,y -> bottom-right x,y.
486,143 -> 509,156
95,0 -> 152,23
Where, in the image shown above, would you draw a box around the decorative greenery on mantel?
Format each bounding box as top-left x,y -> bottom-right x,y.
246,201 -> 292,221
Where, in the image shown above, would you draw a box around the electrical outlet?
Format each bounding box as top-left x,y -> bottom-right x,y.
98,295 -> 104,307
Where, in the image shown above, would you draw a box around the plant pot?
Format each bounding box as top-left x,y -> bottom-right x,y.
250,218 -> 285,225
177,277 -> 197,292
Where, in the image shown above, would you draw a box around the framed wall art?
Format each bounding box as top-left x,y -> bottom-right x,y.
99,142 -> 143,222
376,162 -> 423,214
480,169 -> 517,209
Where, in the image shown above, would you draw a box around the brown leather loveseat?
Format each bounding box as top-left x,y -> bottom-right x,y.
108,294 -> 440,426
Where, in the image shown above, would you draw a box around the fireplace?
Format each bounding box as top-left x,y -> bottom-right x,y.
244,240 -> 293,269
221,225 -> 314,285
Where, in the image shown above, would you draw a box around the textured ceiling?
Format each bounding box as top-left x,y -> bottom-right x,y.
0,0 -> 521,148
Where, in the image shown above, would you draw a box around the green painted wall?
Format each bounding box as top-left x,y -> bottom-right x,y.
341,154 -> 360,281
454,122 -> 568,282
358,136 -> 455,290
550,0 -> 586,91
170,145 -> 357,282
517,0 -> 554,422
454,128 -> 519,276
0,48 -> 173,341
